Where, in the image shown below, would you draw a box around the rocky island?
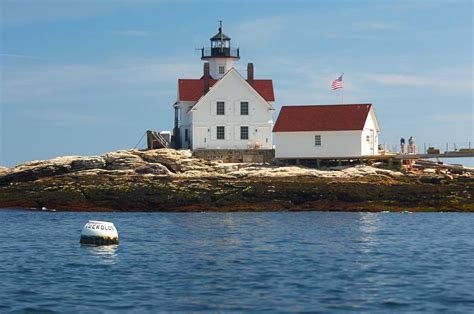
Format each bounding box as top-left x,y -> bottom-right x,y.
0,149 -> 472,212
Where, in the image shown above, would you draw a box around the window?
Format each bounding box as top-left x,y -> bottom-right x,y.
216,126 -> 225,140
240,126 -> 249,140
219,66 -> 225,74
315,135 -> 321,146
240,102 -> 249,115
184,129 -> 189,142
216,101 -> 225,115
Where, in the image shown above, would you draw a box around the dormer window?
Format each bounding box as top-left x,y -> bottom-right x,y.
219,66 -> 225,74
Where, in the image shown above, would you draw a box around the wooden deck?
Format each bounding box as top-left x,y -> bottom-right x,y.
279,151 -> 473,161
276,151 -> 473,170
365,151 -> 474,160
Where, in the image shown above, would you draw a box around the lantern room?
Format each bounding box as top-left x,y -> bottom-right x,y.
201,21 -> 240,60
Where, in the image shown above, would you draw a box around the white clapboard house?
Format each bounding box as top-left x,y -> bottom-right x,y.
173,24 -> 275,150
273,104 -> 380,158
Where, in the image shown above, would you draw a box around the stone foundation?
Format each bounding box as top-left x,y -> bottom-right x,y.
193,149 -> 275,163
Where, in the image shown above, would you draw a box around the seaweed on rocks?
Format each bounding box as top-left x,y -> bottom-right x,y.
0,149 -> 472,212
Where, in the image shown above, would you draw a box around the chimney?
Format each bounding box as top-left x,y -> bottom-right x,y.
203,63 -> 210,94
247,63 -> 254,86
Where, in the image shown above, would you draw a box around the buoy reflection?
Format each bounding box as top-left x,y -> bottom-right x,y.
82,244 -> 119,264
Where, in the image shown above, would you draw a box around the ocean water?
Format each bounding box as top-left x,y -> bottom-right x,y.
0,209 -> 473,313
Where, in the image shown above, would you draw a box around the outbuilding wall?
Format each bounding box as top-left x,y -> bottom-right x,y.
274,131 -> 363,158
361,109 -> 379,156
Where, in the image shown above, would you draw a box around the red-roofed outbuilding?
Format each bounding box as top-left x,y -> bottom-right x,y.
273,104 -> 380,158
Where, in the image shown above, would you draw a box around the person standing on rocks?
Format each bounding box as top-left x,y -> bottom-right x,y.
408,136 -> 415,154
400,137 -> 406,154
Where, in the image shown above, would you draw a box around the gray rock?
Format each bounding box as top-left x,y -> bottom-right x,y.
0,163 -> 70,186
103,151 -> 146,170
135,164 -> 170,175
70,157 -> 106,171
132,149 -> 214,173
0,167 -> 10,177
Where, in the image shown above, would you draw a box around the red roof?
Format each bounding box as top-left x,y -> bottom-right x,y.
178,78 -> 275,102
252,80 -> 275,101
273,104 -> 372,132
178,79 -> 217,102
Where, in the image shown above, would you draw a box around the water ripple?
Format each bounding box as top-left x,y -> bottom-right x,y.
0,209 -> 473,312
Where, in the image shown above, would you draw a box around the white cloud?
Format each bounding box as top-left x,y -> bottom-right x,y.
1,59 -> 200,104
115,30 -> 151,37
233,16 -> 291,47
1,0 -> 162,25
429,114 -> 473,122
365,74 -> 433,85
364,73 -> 472,91
377,0 -> 446,11
20,107 -> 114,125
352,22 -> 400,31
245,56 -> 371,108
0,53 -> 44,60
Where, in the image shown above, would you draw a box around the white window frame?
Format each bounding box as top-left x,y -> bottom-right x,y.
315,135 -> 322,146
240,101 -> 249,115
240,126 -> 249,140
216,126 -> 225,140
216,101 -> 225,115
218,66 -> 225,74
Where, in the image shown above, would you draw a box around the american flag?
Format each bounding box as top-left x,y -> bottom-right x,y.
331,74 -> 343,90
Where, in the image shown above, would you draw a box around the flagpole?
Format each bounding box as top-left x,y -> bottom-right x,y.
342,73 -> 344,104
332,73 -> 344,103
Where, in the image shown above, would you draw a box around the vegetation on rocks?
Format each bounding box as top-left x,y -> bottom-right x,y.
0,149 -> 472,212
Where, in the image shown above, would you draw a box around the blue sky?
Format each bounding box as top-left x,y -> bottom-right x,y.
1,0 -> 472,167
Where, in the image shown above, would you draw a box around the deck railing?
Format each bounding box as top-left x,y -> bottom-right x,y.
381,141 -> 472,155
201,47 -> 240,58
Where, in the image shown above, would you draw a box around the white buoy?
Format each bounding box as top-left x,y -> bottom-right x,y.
80,220 -> 119,245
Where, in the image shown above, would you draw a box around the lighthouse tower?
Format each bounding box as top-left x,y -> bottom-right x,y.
172,22 -> 275,151
201,21 -> 240,79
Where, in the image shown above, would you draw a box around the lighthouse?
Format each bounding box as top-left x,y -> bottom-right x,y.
201,21 -> 240,79
173,22 -> 275,151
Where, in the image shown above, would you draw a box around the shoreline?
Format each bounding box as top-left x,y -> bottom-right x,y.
1,204 -> 471,213
1,149 -> 472,212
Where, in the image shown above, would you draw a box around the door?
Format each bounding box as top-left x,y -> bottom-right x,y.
194,127 -> 208,149
369,129 -> 375,155
256,127 -> 269,149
